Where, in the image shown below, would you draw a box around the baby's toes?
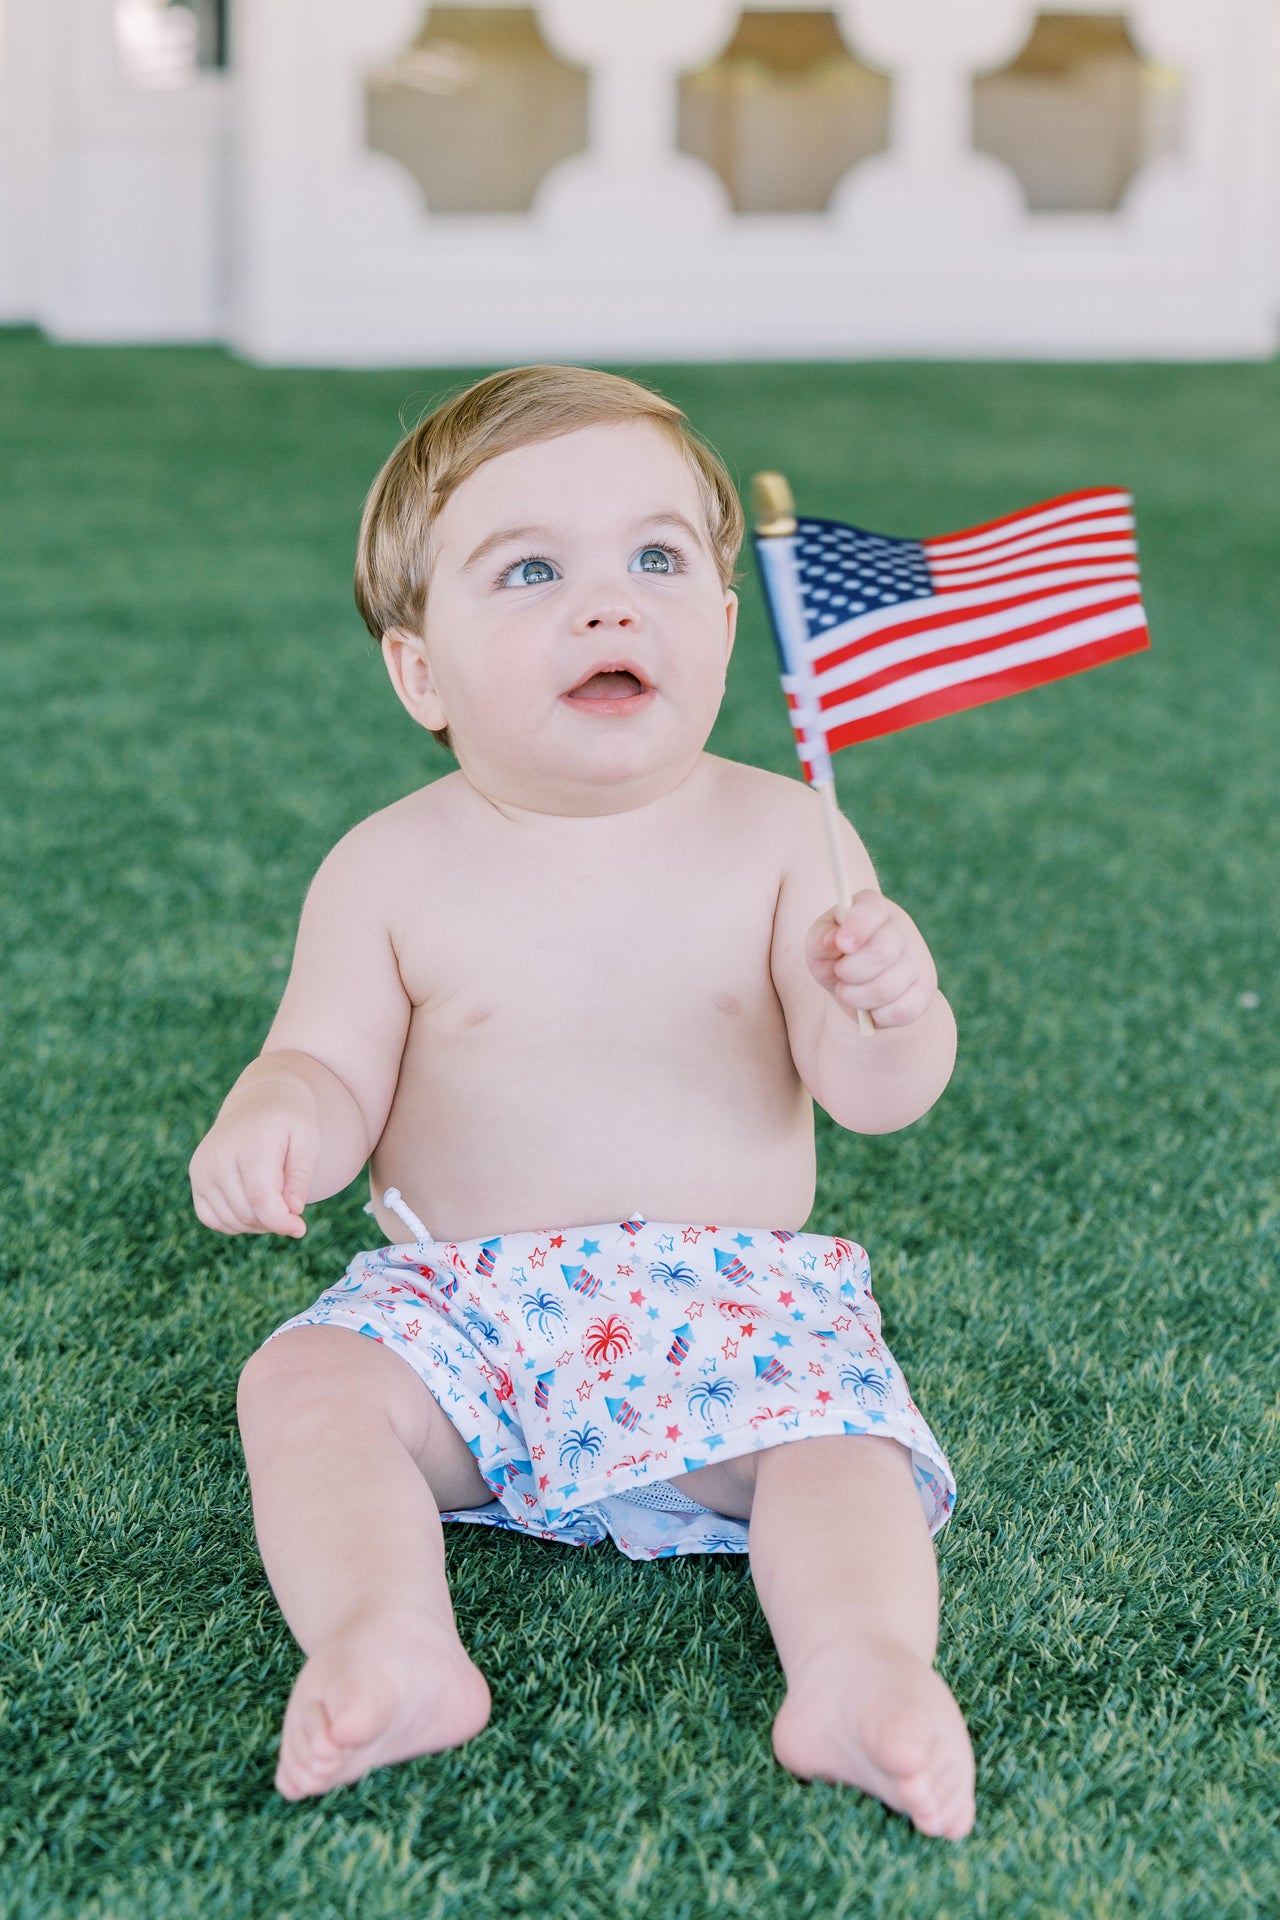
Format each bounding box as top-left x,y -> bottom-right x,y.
931,1750 -> 977,1841
893,1722 -> 975,1841
916,1772 -> 975,1842
276,1695 -> 346,1800
863,1688 -> 973,1840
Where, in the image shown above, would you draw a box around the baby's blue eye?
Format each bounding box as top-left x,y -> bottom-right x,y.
501,557 -> 558,588
630,546 -> 676,575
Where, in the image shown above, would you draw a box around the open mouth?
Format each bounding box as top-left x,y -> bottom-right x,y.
566,666 -> 650,701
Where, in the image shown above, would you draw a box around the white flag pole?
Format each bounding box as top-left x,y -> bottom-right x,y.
752,472 -> 874,1036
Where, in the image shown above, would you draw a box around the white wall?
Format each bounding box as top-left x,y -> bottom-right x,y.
1,0 -> 1276,361
0,0 -> 227,339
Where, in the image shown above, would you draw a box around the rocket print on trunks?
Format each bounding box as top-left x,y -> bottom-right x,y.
268,1205 -> 956,1562
713,1247 -> 763,1291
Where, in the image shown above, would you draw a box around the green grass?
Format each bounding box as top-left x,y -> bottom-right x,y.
2,331 -> 1277,1917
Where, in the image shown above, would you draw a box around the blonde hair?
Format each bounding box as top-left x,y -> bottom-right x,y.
354,365 -> 745,752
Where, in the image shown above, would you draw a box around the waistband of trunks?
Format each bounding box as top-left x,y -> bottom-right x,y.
369,1189 -> 864,1277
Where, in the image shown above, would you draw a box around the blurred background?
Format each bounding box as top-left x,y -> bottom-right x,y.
1,0 -> 1277,361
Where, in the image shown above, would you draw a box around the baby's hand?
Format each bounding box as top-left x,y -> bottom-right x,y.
806,889 -> 938,1029
188,1076 -> 317,1238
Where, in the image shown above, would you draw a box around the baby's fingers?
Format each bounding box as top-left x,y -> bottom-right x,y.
194,1155 -> 302,1236
833,919 -> 907,985
280,1135 -> 313,1231
192,1186 -> 244,1236
805,907 -> 844,982
239,1160 -> 307,1237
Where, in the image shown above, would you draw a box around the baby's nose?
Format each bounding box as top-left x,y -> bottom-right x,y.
577,600 -> 638,631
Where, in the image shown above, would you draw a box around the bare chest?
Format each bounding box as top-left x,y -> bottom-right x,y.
395,837 -> 780,1051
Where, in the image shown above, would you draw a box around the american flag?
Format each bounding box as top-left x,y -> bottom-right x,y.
753,487 -> 1149,783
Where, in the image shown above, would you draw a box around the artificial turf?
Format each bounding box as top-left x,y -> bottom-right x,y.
1,330 -> 1277,1918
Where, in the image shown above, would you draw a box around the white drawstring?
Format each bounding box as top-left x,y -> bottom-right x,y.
381,1186 -> 432,1244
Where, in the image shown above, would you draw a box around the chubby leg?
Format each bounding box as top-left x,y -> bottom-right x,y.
237,1324 -> 496,1799
675,1435 -> 974,1839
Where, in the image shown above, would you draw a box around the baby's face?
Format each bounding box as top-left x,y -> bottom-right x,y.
392,421 -> 738,815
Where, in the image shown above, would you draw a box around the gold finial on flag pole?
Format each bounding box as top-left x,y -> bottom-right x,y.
751,470 -> 875,1035
751,471 -> 798,538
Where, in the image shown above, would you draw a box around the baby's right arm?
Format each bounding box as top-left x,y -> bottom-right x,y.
188,823 -> 411,1238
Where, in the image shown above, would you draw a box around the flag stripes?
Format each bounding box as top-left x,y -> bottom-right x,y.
924,487 -> 1132,555
756,487 -> 1149,774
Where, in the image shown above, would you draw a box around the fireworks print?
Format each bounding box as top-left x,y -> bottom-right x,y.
647,1259 -> 698,1294
560,1423 -> 606,1472
686,1371 -> 737,1425
842,1362 -> 890,1401
583,1315 -> 632,1364
461,1306 -> 501,1346
520,1287 -> 567,1335
427,1339 -> 462,1378
266,1202 -> 955,1562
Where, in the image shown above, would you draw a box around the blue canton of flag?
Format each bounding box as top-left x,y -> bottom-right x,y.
794,522 -> 931,631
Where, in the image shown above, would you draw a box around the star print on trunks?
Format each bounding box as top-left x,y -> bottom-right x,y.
264,1189 -> 955,1561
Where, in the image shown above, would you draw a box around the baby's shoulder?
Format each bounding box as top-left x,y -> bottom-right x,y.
701,755 -> 871,897
704,754 -> 827,842
309,774 -> 465,896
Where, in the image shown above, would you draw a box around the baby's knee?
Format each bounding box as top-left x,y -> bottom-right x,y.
238,1324 -> 455,1476
237,1324 -> 372,1433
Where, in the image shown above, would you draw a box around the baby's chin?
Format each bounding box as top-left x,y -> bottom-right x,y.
457,726 -> 711,817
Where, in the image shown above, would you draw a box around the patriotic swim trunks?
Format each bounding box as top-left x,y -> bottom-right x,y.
264,1188 -> 955,1562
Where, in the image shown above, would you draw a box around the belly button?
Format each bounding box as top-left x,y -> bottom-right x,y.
465,1003 -> 494,1026
713,990 -> 742,1015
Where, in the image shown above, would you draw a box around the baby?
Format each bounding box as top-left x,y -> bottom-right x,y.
189,366 -> 975,1839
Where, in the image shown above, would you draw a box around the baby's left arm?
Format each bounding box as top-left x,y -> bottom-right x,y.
769,790 -> 957,1135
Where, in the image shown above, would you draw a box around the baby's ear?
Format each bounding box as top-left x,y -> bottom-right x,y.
723,589 -> 739,662
381,627 -> 448,734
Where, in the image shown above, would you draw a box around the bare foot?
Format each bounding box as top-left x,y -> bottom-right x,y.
274,1608 -> 492,1800
771,1635 -> 975,1839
